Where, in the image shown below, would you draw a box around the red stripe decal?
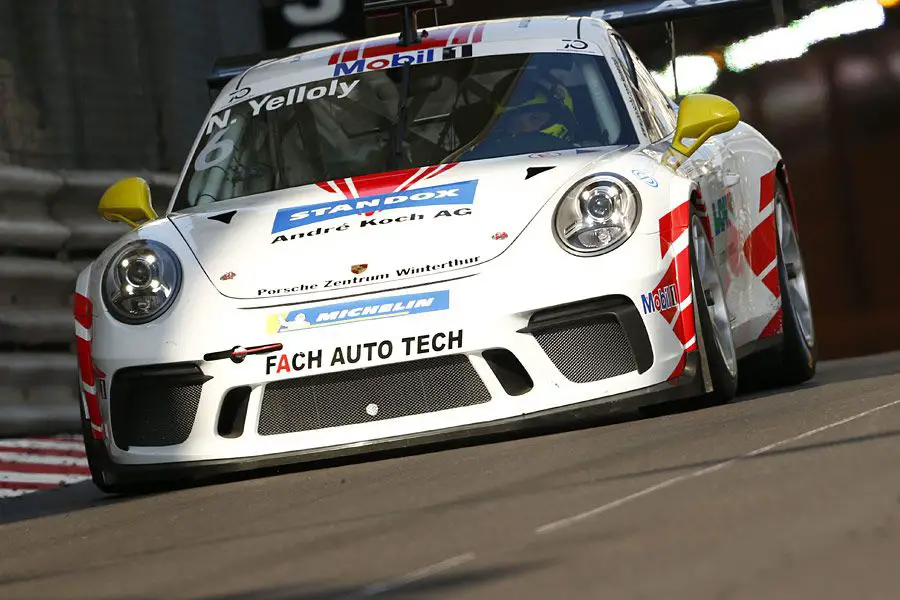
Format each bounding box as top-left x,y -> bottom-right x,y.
84,391 -> 103,439
316,163 -> 460,217
762,267 -> 781,298
74,293 -> 92,329
400,168 -> 434,192
674,246 -> 693,313
659,201 -> 690,258
328,47 -> 345,65
423,163 -> 458,181
74,294 -> 104,439
76,338 -> 94,386
759,308 -> 784,339
759,169 -> 776,211
472,23 -> 486,43
452,24 -> 473,45
743,213 -> 777,276
358,29 -> 455,61
334,179 -> 354,199
667,352 -> 687,381
672,306 -> 696,348
344,46 -> 360,62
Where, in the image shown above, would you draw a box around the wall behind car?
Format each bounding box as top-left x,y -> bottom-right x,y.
708,21 -> 900,359
0,0 -> 265,436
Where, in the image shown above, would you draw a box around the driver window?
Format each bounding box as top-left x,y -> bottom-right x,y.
611,35 -> 665,142
623,42 -> 677,136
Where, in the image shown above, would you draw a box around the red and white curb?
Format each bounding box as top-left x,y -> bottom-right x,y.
0,435 -> 91,498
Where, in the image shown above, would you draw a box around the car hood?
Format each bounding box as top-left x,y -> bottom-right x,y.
168,148 -> 627,300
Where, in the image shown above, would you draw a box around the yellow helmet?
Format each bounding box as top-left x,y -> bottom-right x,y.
495,76 -> 576,142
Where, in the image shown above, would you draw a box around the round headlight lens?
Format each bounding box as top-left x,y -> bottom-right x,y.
553,174 -> 641,256
102,240 -> 182,324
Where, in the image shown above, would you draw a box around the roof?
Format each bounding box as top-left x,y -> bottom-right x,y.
231,15 -> 590,89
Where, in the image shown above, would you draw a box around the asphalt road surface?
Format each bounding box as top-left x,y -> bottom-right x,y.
2,351 -> 900,600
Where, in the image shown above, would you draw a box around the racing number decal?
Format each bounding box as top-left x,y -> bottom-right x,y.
228,86 -> 251,103
194,129 -> 236,172
561,39 -> 589,50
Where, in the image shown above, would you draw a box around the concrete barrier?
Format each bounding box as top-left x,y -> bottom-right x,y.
0,165 -> 178,438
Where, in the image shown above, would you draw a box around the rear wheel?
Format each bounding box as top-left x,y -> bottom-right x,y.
771,182 -> 817,384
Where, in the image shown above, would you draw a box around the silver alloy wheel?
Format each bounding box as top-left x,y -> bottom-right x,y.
775,196 -> 815,348
691,216 -> 738,378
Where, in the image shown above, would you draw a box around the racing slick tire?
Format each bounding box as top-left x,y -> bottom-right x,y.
76,382 -> 150,495
689,206 -> 739,406
641,205 -> 737,416
743,180 -> 817,389
772,180 -> 817,384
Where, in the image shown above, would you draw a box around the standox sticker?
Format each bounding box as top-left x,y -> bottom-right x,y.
271,180 -> 478,234
266,290 -> 450,334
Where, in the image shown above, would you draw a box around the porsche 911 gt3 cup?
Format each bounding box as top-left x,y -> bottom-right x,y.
74,0 -> 817,493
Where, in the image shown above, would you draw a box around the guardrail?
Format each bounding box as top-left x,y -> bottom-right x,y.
0,165 -> 178,438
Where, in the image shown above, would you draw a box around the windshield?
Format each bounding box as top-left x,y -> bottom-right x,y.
173,51 -> 636,211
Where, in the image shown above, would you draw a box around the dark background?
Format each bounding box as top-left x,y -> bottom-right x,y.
1,0 -> 898,360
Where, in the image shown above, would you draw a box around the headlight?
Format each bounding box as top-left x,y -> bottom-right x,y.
102,240 -> 182,324
552,173 -> 641,256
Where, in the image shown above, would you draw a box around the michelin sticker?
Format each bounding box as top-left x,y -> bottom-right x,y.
271,180 -> 478,234
267,290 -> 450,334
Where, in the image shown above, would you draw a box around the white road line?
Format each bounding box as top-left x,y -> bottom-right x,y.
536,396 -> 900,535
0,471 -> 90,485
0,452 -> 88,467
339,553 -> 476,599
0,439 -> 85,452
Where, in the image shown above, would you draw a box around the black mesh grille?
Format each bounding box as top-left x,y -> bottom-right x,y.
258,355 -> 491,436
534,316 -> 638,383
110,364 -> 208,449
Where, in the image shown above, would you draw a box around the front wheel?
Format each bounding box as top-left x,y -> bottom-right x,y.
690,210 -> 739,405
640,207 -> 737,418
76,382 -> 147,495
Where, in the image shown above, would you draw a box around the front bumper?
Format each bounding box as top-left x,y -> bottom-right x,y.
87,351 -> 704,489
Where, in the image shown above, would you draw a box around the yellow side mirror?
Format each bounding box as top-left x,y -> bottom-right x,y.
669,94 -> 741,159
98,177 -> 158,228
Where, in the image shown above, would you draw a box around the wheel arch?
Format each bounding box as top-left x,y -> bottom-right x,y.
775,160 -> 801,237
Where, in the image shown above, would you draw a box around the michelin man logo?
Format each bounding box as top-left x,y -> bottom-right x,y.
278,312 -> 310,333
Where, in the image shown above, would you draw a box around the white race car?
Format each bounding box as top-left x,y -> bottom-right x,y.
74,0 -> 816,493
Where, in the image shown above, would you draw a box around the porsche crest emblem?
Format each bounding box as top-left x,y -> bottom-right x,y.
351,264 -> 368,275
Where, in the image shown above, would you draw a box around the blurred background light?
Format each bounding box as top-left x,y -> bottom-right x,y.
724,0 -> 886,72
652,0 -> 887,93
654,54 -> 721,97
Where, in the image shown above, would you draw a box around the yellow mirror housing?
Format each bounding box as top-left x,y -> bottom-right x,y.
98,177 -> 158,228
669,94 -> 741,159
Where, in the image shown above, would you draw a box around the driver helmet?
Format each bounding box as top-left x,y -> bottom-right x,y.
495,73 -> 576,142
